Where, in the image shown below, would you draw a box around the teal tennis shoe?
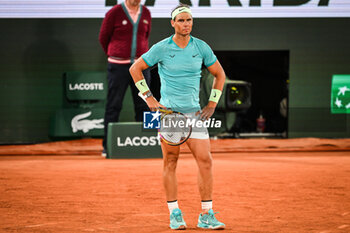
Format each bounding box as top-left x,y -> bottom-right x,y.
197,209 -> 225,230
169,208 -> 187,230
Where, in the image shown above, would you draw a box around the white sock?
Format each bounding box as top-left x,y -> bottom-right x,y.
201,200 -> 212,211
167,200 -> 179,214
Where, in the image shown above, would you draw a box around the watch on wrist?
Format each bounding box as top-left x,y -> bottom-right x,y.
144,91 -> 153,98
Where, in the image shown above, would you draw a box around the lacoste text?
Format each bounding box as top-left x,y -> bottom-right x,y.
69,83 -> 104,91
117,136 -> 161,147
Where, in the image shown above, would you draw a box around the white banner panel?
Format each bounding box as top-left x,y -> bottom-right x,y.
0,0 -> 349,18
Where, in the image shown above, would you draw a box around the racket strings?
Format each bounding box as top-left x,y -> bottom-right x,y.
159,113 -> 191,144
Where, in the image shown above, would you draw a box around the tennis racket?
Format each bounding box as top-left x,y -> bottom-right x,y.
158,108 -> 192,146
138,92 -> 192,145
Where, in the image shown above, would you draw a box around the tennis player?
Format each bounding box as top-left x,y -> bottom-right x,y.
129,4 -> 226,230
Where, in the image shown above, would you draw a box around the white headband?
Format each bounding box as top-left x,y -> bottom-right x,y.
171,7 -> 192,20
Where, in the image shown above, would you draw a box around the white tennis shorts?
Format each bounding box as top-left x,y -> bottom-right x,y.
183,112 -> 209,140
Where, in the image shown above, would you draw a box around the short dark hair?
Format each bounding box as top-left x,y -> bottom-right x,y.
171,3 -> 191,20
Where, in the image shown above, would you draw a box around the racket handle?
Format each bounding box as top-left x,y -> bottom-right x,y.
138,92 -> 172,114
158,108 -> 173,114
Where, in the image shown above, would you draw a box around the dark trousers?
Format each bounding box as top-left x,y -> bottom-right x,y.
103,62 -> 151,150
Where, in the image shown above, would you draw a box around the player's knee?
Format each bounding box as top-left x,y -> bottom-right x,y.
197,155 -> 212,170
164,156 -> 178,171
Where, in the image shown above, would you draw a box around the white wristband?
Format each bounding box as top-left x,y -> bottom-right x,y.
209,89 -> 222,103
135,79 -> 150,93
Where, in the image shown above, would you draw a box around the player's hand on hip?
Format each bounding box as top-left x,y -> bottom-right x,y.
198,102 -> 217,121
146,97 -> 166,111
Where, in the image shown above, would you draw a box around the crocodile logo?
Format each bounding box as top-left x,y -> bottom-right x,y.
71,111 -> 104,133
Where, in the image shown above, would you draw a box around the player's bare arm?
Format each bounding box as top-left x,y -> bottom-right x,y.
129,58 -> 165,111
199,60 -> 226,120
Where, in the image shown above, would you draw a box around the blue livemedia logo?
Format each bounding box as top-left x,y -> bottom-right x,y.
143,111 -> 161,129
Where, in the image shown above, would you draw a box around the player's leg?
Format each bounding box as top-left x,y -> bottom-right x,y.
186,137 -> 225,230
161,141 -> 186,230
161,141 -> 180,201
186,138 -> 213,200
129,68 -> 151,121
102,63 -> 130,155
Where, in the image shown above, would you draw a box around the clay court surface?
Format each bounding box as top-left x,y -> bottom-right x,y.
1,138 -> 350,233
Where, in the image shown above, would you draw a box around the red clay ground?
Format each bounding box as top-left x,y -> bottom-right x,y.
1,151 -> 350,233
1,138 -> 349,155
